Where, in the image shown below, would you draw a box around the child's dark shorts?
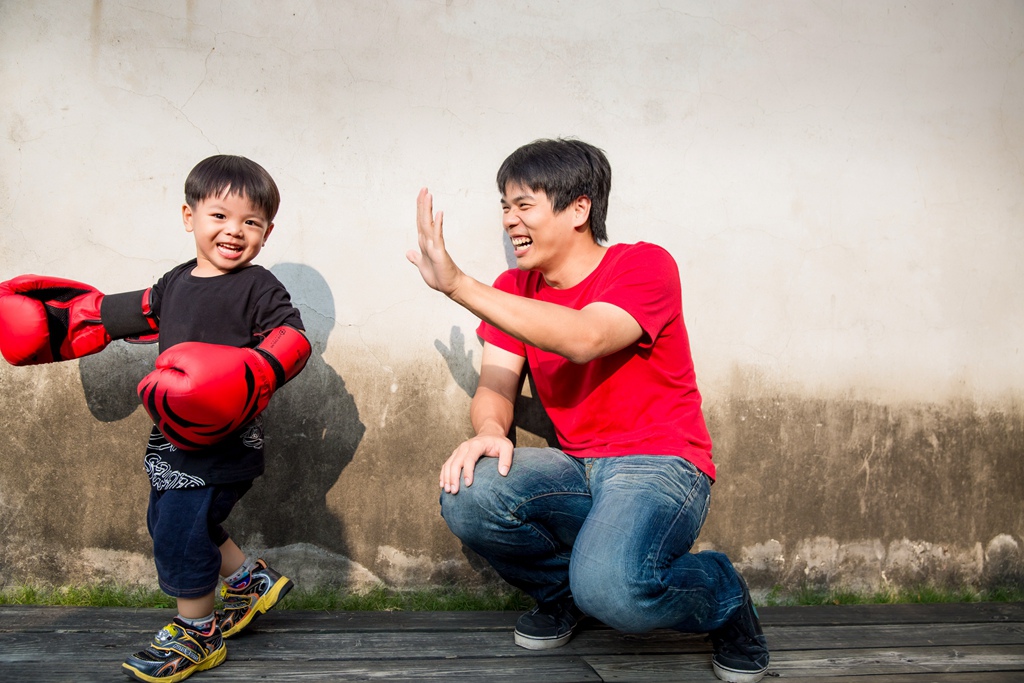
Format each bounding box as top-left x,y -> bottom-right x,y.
147,481 -> 253,599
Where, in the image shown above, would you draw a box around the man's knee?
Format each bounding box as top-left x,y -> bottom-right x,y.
439,471 -> 504,543
440,488 -> 475,538
571,561 -> 663,633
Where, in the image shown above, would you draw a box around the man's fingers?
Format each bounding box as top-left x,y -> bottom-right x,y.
416,189 -> 447,259
441,444 -> 472,494
417,187 -> 432,222
417,189 -> 439,232
460,457 -> 477,488
497,448 -> 513,477
440,437 -> 513,494
441,460 -> 458,494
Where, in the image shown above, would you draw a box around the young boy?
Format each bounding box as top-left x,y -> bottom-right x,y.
407,139 -> 770,682
0,155 -> 311,681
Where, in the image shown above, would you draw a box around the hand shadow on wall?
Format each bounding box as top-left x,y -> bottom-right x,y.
78,264 -> 364,560
435,325 -> 558,449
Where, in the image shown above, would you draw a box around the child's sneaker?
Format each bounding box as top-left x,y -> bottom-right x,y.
217,558 -> 294,638
122,618 -> 226,682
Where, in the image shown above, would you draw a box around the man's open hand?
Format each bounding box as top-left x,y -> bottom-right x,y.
407,188 -> 466,297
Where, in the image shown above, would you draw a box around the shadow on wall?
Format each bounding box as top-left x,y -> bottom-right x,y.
77,264 -> 365,562
234,263 -> 365,556
79,341 -> 158,422
434,325 -> 557,448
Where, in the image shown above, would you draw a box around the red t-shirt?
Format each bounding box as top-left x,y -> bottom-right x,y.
477,242 -> 715,480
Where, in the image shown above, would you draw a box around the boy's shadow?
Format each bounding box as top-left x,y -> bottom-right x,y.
78,341 -> 158,422
233,263 -> 363,553
78,263 -> 363,557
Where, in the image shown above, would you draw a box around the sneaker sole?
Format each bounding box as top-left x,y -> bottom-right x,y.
221,576 -> 294,639
122,643 -> 227,682
513,628 -> 575,650
712,660 -> 768,683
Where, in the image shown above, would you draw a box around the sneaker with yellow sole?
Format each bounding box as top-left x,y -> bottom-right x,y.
217,558 -> 294,638
122,618 -> 225,682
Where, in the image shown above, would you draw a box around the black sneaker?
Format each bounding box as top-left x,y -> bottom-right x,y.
709,575 -> 770,682
514,598 -> 585,650
122,618 -> 226,682
217,558 -> 294,638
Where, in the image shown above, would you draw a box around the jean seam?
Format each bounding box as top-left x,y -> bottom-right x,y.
652,471 -> 708,572
512,491 -> 592,553
508,490 -> 591,517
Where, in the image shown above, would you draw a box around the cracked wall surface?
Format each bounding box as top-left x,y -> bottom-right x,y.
1,1 -> 1022,593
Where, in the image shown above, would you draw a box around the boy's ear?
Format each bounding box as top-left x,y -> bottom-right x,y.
262,223 -> 275,246
182,204 -> 194,233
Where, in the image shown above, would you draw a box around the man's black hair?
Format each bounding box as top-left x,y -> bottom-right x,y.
185,155 -> 280,222
496,138 -> 612,243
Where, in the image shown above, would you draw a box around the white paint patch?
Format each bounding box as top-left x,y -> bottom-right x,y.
731,535 -> 1022,593
257,542 -> 383,592
376,545 -> 464,586
986,534 -> 1020,556
79,548 -> 157,586
739,539 -> 785,573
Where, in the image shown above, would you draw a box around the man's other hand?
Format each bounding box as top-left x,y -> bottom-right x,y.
440,433 -> 514,494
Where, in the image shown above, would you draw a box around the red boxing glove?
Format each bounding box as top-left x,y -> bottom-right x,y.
137,326 -> 311,450
0,275 -> 158,366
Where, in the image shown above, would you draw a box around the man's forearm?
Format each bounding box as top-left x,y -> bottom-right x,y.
470,385 -> 515,438
451,275 -> 619,364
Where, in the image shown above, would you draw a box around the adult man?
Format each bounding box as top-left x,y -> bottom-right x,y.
407,138 -> 769,682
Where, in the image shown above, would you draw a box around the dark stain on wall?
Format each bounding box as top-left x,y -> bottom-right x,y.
702,392 -> 1024,589
1,344 -> 1021,591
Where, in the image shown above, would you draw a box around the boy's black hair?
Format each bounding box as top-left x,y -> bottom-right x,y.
185,155 -> 281,222
496,138 -> 612,243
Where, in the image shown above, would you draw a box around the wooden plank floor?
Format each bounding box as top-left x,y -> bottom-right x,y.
1,602 -> 1023,682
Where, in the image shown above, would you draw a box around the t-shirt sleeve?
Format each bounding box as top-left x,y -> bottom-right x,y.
149,277 -> 163,320
252,272 -> 305,335
475,270 -> 526,357
594,243 -> 681,349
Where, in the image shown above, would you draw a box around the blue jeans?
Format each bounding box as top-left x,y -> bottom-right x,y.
441,448 -> 744,633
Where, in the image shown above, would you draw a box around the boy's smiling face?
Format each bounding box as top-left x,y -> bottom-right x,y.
184,191 -> 274,277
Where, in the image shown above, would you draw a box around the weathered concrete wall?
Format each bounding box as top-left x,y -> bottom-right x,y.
1,0 -> 1022,594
